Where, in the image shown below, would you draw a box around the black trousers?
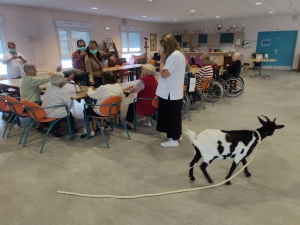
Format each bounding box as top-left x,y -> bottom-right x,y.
126,103 -> 135,123
52,112 -> 76,132
84,108 -> 104,121
156,96 -> 182,140
93,76 -> 103,88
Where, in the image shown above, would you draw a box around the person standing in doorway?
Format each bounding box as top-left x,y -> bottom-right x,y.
156,34 -> 186,148
85,40 -> 115,88
2,42 -> 27,79
72,39 -> 87,72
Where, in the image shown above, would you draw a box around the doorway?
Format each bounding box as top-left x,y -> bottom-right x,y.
256,30 -> 298,70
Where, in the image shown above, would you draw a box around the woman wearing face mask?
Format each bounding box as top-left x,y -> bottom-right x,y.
156,34 -> 186,148
2,42 -> 27,79
85,40 -> 116,88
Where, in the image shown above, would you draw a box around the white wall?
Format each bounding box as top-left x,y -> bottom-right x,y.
168,16 -> 300,69
0,4 -> 167,71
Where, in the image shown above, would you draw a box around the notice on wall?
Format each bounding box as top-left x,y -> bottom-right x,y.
189,78 -> 196,92
236,39 -> 241,45
261,39 -> 270,46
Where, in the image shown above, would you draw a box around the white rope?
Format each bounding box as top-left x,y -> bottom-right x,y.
57,131 -> 262,199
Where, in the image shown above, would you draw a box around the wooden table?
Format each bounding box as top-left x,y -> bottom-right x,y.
103,64 -> 143,81
248,59 -> 277,78
0,78 -> 139,100
191,68 -> 200,74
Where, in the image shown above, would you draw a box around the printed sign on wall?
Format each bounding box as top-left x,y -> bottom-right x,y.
261,39 -> 270,46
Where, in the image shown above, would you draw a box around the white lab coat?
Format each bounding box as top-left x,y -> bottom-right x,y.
3,51 -> 26,79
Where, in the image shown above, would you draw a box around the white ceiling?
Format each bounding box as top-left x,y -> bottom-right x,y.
0,0 -> 299,23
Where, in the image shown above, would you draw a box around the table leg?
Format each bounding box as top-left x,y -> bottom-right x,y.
250,63 -> 270,78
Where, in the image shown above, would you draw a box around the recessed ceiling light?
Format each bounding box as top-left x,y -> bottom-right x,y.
92,7 -> 97,9
174,20 -> 178,22
104,27 -> 110,30
142,16 -> 147,17
256,3 -> 261,5
216,16 -> 220,18
191,10 -> 196,12
148,0 -> 153,1
269,11 -> 274,13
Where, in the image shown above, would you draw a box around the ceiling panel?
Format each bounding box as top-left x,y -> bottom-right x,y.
0,0 -> 298,23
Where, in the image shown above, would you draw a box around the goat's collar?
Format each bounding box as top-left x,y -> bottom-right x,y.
254,130 -> 262,144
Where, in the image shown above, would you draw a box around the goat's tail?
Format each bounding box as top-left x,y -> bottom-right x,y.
184,129 -> 197,144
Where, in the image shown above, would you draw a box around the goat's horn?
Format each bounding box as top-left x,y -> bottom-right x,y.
273,118 -> 276,122
261,115 -> 270,122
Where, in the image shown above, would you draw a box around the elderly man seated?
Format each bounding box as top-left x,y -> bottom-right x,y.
42,72 -> 76,137
220,52 -> 241,80
20,63 -> 50,102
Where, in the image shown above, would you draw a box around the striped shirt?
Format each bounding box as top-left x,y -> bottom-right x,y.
196,65 -> 213,89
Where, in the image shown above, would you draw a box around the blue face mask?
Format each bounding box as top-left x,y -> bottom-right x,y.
9,49 -> 16,53
78,47 -> 86,52
89,49 -> 97,54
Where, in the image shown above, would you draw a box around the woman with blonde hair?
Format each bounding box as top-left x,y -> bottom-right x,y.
156,34 -> 186,148
123,63 -> 158,129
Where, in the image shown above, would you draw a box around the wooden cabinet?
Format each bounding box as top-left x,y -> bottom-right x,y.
182,34 -> 190,42
190,35 -> 199,47
198,34 -> 208,44
233,32 -> 245,46
220,33 -> 234,43
207,33 -> 220,46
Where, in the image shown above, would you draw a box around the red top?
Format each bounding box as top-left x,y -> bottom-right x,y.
72,50 -> 87,71
136,75 -> 158,115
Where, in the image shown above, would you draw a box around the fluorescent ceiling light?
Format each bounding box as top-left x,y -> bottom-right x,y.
104,27 -> 110,30
142,16 -> 146,17
191,10 -> 196,12
216,16 -> 220,18
256,3 -> 261,5
148,0 -> 153,1
269,11 -> 274,13
92,7 -> 97,9
174,20 -> 178,22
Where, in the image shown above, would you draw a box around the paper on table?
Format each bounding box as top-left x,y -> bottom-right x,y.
189,78 -> 196,92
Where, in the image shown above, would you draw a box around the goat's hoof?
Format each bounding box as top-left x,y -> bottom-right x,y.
208,179 -> 213,184
226,181 -> 231,185
190,177 -> 195,181
245,172 -> 251,177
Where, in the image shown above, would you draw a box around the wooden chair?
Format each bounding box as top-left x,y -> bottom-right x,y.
3,95 -> 28,138
133,95 -> 160,137
20,100 -> 73,153
83,96 -> 130,148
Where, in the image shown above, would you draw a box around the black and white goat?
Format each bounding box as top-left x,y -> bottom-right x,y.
186,116 -> 284,185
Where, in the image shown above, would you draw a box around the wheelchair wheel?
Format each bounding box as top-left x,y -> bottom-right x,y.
226,78 -> 244,98
203,81 -> 224,102
217,78 -> 228,96
181,92 -> 190,115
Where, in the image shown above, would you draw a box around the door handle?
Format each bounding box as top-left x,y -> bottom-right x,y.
275,49 -> 278,54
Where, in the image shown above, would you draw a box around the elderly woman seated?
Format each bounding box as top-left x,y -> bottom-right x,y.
41,72 -> 76,137
84,71 -> 123,136
20,63 -> 50,102
123,64 -> 158,129
220,52 -> 241,80
195,54 -> 213,90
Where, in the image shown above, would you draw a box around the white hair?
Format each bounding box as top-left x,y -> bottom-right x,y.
142,63 -> 156,76
50,72 -> 65,87
210,56 -> 218,65
233,52 -> 241,60
23,63 -> 36,73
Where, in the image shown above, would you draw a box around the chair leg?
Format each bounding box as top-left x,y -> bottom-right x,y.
118,113 -> 131,140
19,119 -> 32,144
6,116 -> 18,138
149,115 -> 161,138
93,117 -> 109,148
2,114 -> 14,138
182,104 -> 191,121
109,118 -> 114,131
66,114 -> 73,140
133,103 -> 137,132
199,92 -> 206,109
23,121 -> 35,147
40,120 -> 60,153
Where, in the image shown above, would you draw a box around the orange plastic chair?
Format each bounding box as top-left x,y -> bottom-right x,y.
0,96 -> 13,138
84,96 -> 130,148
148,59 -> 155,65
115,64 -> 131,83
133,95 -> 160,137
198,77 -> 214,107
20,100 -> 73,153
3,95 -> 28,138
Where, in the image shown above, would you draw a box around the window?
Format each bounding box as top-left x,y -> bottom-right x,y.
121,31 -> 141,59
0,29 -> 7,76
57,28 -> 91,69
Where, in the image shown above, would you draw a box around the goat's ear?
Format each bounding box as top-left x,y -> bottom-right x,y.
258,116 -> 265,125
276,125 -> 284,129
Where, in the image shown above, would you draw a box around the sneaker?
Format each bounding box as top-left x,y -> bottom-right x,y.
143,121 -> 151,127
165,136 -> 182,142
126,123 -> 134,129
161,139 -> 179,148
83,128 -> 95,137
